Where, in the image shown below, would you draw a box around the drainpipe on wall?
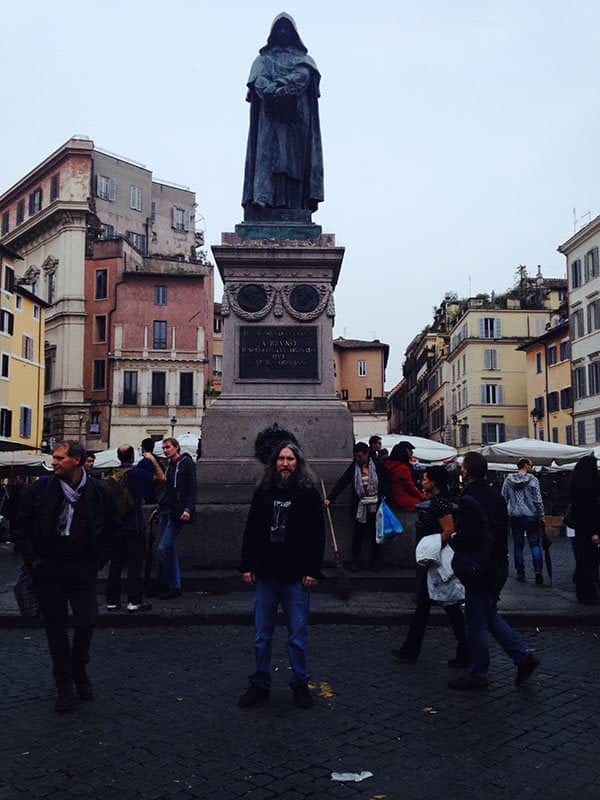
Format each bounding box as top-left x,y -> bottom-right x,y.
106,251 -> 126,449
544,340 -> 550,441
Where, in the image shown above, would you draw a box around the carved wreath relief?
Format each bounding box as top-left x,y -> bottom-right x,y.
222,282 -> 334,322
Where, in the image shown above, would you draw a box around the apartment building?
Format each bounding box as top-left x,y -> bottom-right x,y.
0,244 -> 47,450
559,218 -> 600,446
82,238 -> 212,449
0,136 -> 211,447
390,275 -> 567,450
333,337 -> 389,437
517,319 -> 572,443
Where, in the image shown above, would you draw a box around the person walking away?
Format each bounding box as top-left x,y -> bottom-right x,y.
448,452 -> 540,690
383,442 -> 427,546
569,455 -> 600,605
392,466 -> 467,666
501,458 -> 545,585
105,444 -> 165,612
238,443 -> 325,710
16,441 -> 114,713
157,437 -> 196,599
326,442 -> 382,571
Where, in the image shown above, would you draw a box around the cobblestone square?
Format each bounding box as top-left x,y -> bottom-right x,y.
3,624 -> 600,799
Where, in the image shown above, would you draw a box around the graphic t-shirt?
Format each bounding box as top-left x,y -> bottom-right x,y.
270,499 -> 291,543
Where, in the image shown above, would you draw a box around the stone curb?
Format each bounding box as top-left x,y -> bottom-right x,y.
3,607 -> 599,629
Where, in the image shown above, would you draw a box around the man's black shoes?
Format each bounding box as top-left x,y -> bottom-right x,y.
238,685 -> 269,708
515,654 -> 540,686
292,684 -> 313,709
447,656 -> 469,669
392,648 -> 418,664
160,589 -> 182,600
55,684 -> 78,713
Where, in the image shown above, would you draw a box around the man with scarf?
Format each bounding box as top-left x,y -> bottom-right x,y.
17,441 -> 114,713
326,442 -> 384,571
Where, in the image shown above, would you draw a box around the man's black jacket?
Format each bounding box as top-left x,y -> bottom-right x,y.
16,475 -> 115,567
159,453 -> 197,520
241,483 -> 325,582
454,479 -> 509,594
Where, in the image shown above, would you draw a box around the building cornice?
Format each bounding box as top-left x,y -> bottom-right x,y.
1,201 -> 92,250
0,138 -> 93,207
558,214 -> 600,254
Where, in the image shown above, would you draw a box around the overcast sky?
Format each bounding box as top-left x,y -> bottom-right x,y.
2,0 -> 599,387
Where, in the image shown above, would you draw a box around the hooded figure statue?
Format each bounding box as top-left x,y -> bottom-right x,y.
242,13 -> 324,217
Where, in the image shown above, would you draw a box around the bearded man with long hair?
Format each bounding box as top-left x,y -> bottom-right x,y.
238,442 -> 325,710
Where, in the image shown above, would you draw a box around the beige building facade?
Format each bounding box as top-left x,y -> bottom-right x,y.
559,218 -> 600,446
389,276 -> 567,450
333,337 -> 389,437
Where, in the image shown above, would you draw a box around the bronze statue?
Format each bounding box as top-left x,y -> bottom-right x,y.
242,14 -> 324,218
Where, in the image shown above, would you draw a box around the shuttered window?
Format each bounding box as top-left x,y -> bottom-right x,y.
483,349 -> 498,370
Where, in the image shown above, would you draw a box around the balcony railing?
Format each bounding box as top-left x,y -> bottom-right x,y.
346,397 -> 387,413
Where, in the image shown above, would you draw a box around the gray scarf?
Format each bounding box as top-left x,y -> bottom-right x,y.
58,470 -> 87,537
353,459 -> 379,523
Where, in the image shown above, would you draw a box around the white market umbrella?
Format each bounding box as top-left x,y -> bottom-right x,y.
479,438 -> 592,466
360,434 -> 458,464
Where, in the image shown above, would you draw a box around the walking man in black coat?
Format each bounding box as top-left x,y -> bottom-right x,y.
448,452 -> 540,690
238,442 -> 325,710
17,441 -> 114,713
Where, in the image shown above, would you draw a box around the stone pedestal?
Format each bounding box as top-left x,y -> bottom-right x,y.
188,231 -> 356,567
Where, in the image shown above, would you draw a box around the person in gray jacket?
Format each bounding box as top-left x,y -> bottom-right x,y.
501,458 -> 545,585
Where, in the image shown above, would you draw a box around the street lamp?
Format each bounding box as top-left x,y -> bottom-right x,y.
530,407 -> 543,439
170,416 -> 177,438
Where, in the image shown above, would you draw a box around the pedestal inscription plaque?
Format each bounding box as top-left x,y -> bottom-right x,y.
239,325 -> 318,381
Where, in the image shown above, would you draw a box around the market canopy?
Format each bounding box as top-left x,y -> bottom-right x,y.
0,451 -> 52,471
479,438 -> 592,466
359,434 -> 458,464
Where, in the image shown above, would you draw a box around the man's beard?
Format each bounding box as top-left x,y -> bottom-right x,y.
275,471 -> 297,489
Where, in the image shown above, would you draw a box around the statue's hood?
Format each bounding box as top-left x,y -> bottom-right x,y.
261,12 -> 307,54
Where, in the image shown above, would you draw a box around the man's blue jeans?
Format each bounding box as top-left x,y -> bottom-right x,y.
465,587 -> 530,679
510,516 -> 543,576
158,512 -> 182,591
250,577 -> 310,690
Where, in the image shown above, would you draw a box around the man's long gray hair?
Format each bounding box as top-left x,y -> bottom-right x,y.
262,442 -> 316,489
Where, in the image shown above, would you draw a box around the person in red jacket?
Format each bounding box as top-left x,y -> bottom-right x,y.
383,442 -> 426,541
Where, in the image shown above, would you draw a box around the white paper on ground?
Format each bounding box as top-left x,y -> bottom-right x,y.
331,771 -> 373,782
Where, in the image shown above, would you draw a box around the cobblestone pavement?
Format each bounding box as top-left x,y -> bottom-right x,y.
3,624 -> 600,800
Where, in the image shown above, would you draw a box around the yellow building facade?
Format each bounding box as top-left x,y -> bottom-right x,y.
0,244 -> 46,450
518,321 -> 573,444
446,298 -> 563,451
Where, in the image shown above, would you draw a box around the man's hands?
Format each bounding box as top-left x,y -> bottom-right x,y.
241,573 -> 318,588
179,511 -> 191,523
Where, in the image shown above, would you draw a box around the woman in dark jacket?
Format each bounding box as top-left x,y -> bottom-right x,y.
392,466 -> 467,666
570,455 -> 600,605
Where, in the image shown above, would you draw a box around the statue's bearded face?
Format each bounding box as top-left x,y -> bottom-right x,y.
272,19 -> 295,46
